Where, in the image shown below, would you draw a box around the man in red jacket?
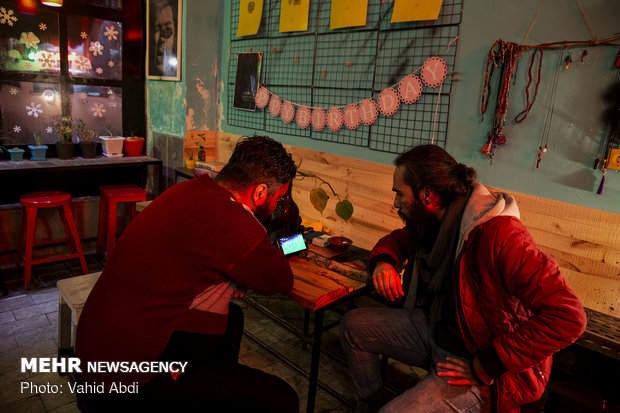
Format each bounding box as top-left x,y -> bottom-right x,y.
76,136 -> 299,412
340,145 -> 586,413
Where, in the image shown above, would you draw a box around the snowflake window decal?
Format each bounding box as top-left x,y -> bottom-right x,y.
39,23 -> 47,31
20,32 -> 40,49
108,60 -> 115,68
95,67 -> 103,74
0,7 -> 18,26
38,51 -> 56,70
46,126 -> 53,134
89,41 -> 104,56
80,32 -> 88,39
10,88 -> 18,95
91,103 -> 106,118
104,26 -> 119,41
26,102 -> 43,118
13,125 -> 21,133
75,56 -> 91,72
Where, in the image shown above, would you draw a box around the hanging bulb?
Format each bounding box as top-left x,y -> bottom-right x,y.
41,0 -> 62,7
18,0 -> 38,14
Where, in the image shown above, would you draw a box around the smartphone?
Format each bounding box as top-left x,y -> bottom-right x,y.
277,233 -> 307,256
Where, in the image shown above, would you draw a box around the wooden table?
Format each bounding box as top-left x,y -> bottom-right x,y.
243,251 -> 370,413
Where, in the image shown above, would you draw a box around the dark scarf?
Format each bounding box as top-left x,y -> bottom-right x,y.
405,194 -> 468,323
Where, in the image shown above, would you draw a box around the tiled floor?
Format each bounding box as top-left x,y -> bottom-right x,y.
0,255 -> 418,413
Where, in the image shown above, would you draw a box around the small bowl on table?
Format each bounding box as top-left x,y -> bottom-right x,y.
327,236 -> 353,253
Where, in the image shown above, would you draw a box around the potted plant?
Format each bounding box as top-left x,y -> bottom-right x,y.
123,127 -> 145,157
196,133 -> 207,162
53,116 -> 74,159
75,119 -> 97,158
99,127 -> 124,157
7,147 -> 25,161
28,130 -> 48,161
184,152 -> 195,170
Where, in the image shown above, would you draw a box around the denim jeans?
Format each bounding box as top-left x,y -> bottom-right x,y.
340,307 -> 490,413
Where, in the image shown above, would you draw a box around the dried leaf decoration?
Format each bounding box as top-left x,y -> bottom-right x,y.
310,187 -> 329,214
335,200 -> 354,221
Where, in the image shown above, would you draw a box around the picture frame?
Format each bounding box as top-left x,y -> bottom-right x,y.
146,0 -> 182,81
233,52 -> 262,111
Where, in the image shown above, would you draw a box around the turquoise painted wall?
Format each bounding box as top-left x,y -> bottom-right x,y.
216,1 -> 619,213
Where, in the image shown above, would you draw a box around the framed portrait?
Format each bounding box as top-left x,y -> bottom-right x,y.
146,0 -> 183,81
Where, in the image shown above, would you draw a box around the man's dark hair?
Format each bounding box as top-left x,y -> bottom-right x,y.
395,144 -> 477,205
215,136 -> 297,194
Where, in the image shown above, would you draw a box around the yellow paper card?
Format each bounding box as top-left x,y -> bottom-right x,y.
391,0 -> 443,23
237,0 -> 264,37
279,0 -> 310,33
330,0 -> 369,30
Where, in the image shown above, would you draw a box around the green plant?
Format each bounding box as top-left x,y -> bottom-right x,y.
53,116 -> 73,143
195,133 -> 207,162
125,127 -> 138,137
75,119 -> 95,142
296,170 -> 354,222
33,130 -> 42,146
187,152 -> 194,160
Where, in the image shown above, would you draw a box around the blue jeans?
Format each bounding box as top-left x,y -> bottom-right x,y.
340,307 -> 490,413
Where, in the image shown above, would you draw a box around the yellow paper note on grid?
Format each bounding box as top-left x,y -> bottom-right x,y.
237,0 -> 264,37
391,0 -> 443,23
330,0 -> 369,29
279,0 -> 310,33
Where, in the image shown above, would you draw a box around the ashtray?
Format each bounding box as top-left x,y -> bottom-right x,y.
327,236 -> 353,253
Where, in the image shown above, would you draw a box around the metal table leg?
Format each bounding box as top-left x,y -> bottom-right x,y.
306,308 -> 325,413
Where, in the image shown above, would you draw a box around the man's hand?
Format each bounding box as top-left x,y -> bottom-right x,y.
436,357 -> 476,386
372,262 -> 404,301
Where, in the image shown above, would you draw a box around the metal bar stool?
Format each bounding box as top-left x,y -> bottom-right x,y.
17,191 -> 89,290
97,184 -> 147,259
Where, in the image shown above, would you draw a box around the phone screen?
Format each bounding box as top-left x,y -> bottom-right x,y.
278,233 -> 307,256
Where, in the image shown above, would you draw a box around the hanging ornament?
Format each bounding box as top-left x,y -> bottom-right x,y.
296,106 -> 311,129
343,104 -> 361,130
254,86 -> 270,108
327,107 -> 344,132
596,168 -> 606,195
580,50 -> 588,64
536,144 -> 548,168
280,101 -> 295,123
564,53 -> 572,70
311,108 -> 326,131
268,95 -> 282,117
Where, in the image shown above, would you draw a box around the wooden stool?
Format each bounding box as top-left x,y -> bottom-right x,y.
96,184 -> 146,259
17,191 -> 89,290
57,271 -> 101,358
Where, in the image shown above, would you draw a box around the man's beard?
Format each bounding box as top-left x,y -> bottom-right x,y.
254,197 -> 275,223
400,202 -> 440,250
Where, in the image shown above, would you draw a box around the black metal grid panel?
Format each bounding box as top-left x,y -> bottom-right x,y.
263,35 -> 316,86
313,31 -> 377,90
374,25 -> 459,94
264,85 -> 312,138
310,88 -> 372,147
369,93 -> 450,154
227,0 -> 462,154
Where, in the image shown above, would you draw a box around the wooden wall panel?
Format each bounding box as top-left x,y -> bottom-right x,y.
216,132 -> 620,316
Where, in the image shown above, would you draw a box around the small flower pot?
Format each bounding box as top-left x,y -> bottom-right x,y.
124,137 -> 145,157
28,145 -> 48,161
56,142 -> 75,159
99,136 -> 124,157
185,159 -> 195,169
79,141 -> 97,158
8,148 -> 25,161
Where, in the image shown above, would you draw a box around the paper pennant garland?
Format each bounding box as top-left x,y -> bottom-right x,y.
312,108 -> 326,131
296,106 -> 311,129
421,56 -> 447,88
251,56 -> 448,132
269,95 -> 282,117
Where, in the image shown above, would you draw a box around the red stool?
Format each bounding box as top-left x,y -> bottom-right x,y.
97,184 -> 147,259
17,191 -> 89,290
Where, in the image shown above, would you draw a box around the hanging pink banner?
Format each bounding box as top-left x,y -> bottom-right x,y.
281,101 -> 295,123
296,106 -> 311,128
312,108 -> 326,131
269,95 -> 282,117
255,86 -> 270,108
327,107 -> 344,131
378,88 -> 400,116
343,103 -> 361,130
359,98 -> 378,125
421,56 -> 447,88
398,74 -> 423,104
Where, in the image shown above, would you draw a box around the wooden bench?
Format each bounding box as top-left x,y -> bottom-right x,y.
57,271 -> 101,357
